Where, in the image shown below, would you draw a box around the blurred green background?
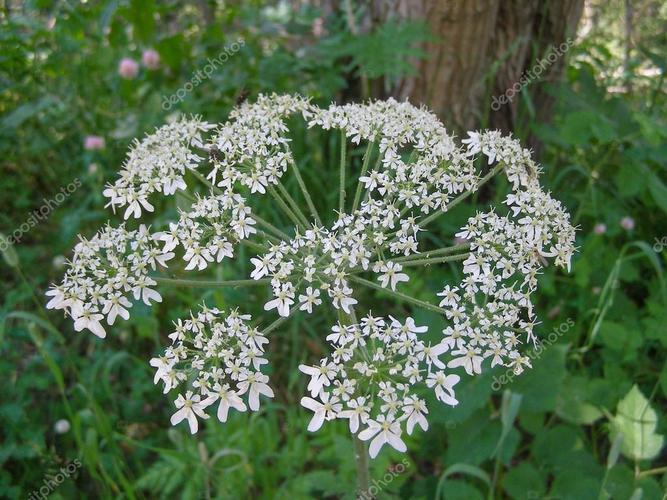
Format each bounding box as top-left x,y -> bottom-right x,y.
1,1 -> 666,498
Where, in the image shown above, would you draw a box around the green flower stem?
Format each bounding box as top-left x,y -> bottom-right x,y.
262,316 -> 288,335
251,214 -> 291,241
354,433 -> 371,497
239,239 -> 270,253
398,252 -> 469,267
351,140 -> 375,214
362,154 -> 384,206
275,181 -> 311,228
339,130 -> 347,214
391,243 -> 472,263
267,185 -> 307,232
349,275 -> 447,316
417,163 -> 505,229
189,167 -> 222,194
153,277 -> 270,288
338,307 -> 370,496
290,159 -> 323,226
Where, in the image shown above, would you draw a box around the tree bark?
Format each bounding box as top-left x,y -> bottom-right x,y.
366,0 -> 585,145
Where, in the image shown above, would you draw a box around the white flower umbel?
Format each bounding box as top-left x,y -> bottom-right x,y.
46,224 -> 173,338
103,117 -> 215,219
48,95 -> 576,465
299,315 -> 458,458
152,305 -> 273,433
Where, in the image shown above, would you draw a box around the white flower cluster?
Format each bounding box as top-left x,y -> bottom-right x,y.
103,117 -> 215,219
46,224 -> 172,338
207,94 -> 312,193
150,305 -> 273,434
255,99 -> 482,318
47,95 -> 576,459
155,191 -> 256,271
434,131 -> 577,377
253,209 -> 412,319
299,315 -> 459,458
308,99 -> 477,214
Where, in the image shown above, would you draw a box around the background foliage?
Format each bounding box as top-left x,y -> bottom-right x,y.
1,1 -> 665,499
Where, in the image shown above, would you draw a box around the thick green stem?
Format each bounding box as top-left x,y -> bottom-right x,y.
290,160 -> 323,226
391,243 -> 472,263
354,433 -> 371,497
337,307 -> 370,496
251,214 -> 291,241
262,316 -> 288,335
268,185 -> 307,232
351,140 -> 375,214
239,239 -> 270,253
398,253 -> 469,267
154,277 -> 270,288
189,168 -> 221,194
275,182 -> 311,228
349,275 -> 446,316
339,130 -> 347,214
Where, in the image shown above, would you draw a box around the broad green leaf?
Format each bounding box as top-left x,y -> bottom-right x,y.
509,344 -> 568,412
556,375 -> 603,425
435,464 -> 490,499
610,385 -> 664,461
502,462 -> 544,499
597,320 -> 642,355
0,233 -> 19,268
602,465 -> 636,500
495,391 -> 522,455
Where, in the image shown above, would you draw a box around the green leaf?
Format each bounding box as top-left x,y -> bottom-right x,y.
614,164 -> 646,197
556,375 -> 603,425
607,433 -> 624,469
597,320 -> 642,355
648,171 -> 667,215
435,464 -> 490,499
502,462 -> 544,499
0,233 -> 19,268
509,344 -> 568,412
610,385 -> 664,461
495,391 -> 522,455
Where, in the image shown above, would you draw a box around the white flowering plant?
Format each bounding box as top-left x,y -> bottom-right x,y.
46,94 -> 575,476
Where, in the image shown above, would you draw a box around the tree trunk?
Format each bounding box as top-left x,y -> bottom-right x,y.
366,0 -> 584,145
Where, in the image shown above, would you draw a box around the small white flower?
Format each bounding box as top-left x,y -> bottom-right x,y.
402,396 -> 429,435
264,285 -> 295,317
170,391 -> 212,434
376,261 -> 409,291
237,371 -> 274,411
299,362 -> 337,397
72,305 -> 106,339
426,371 -> 460,406
300,392 -> 342,432
207,383 -> 247,422
298,287 -> 322,313
338,397 -> 371,433
358,414 -> 407,458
